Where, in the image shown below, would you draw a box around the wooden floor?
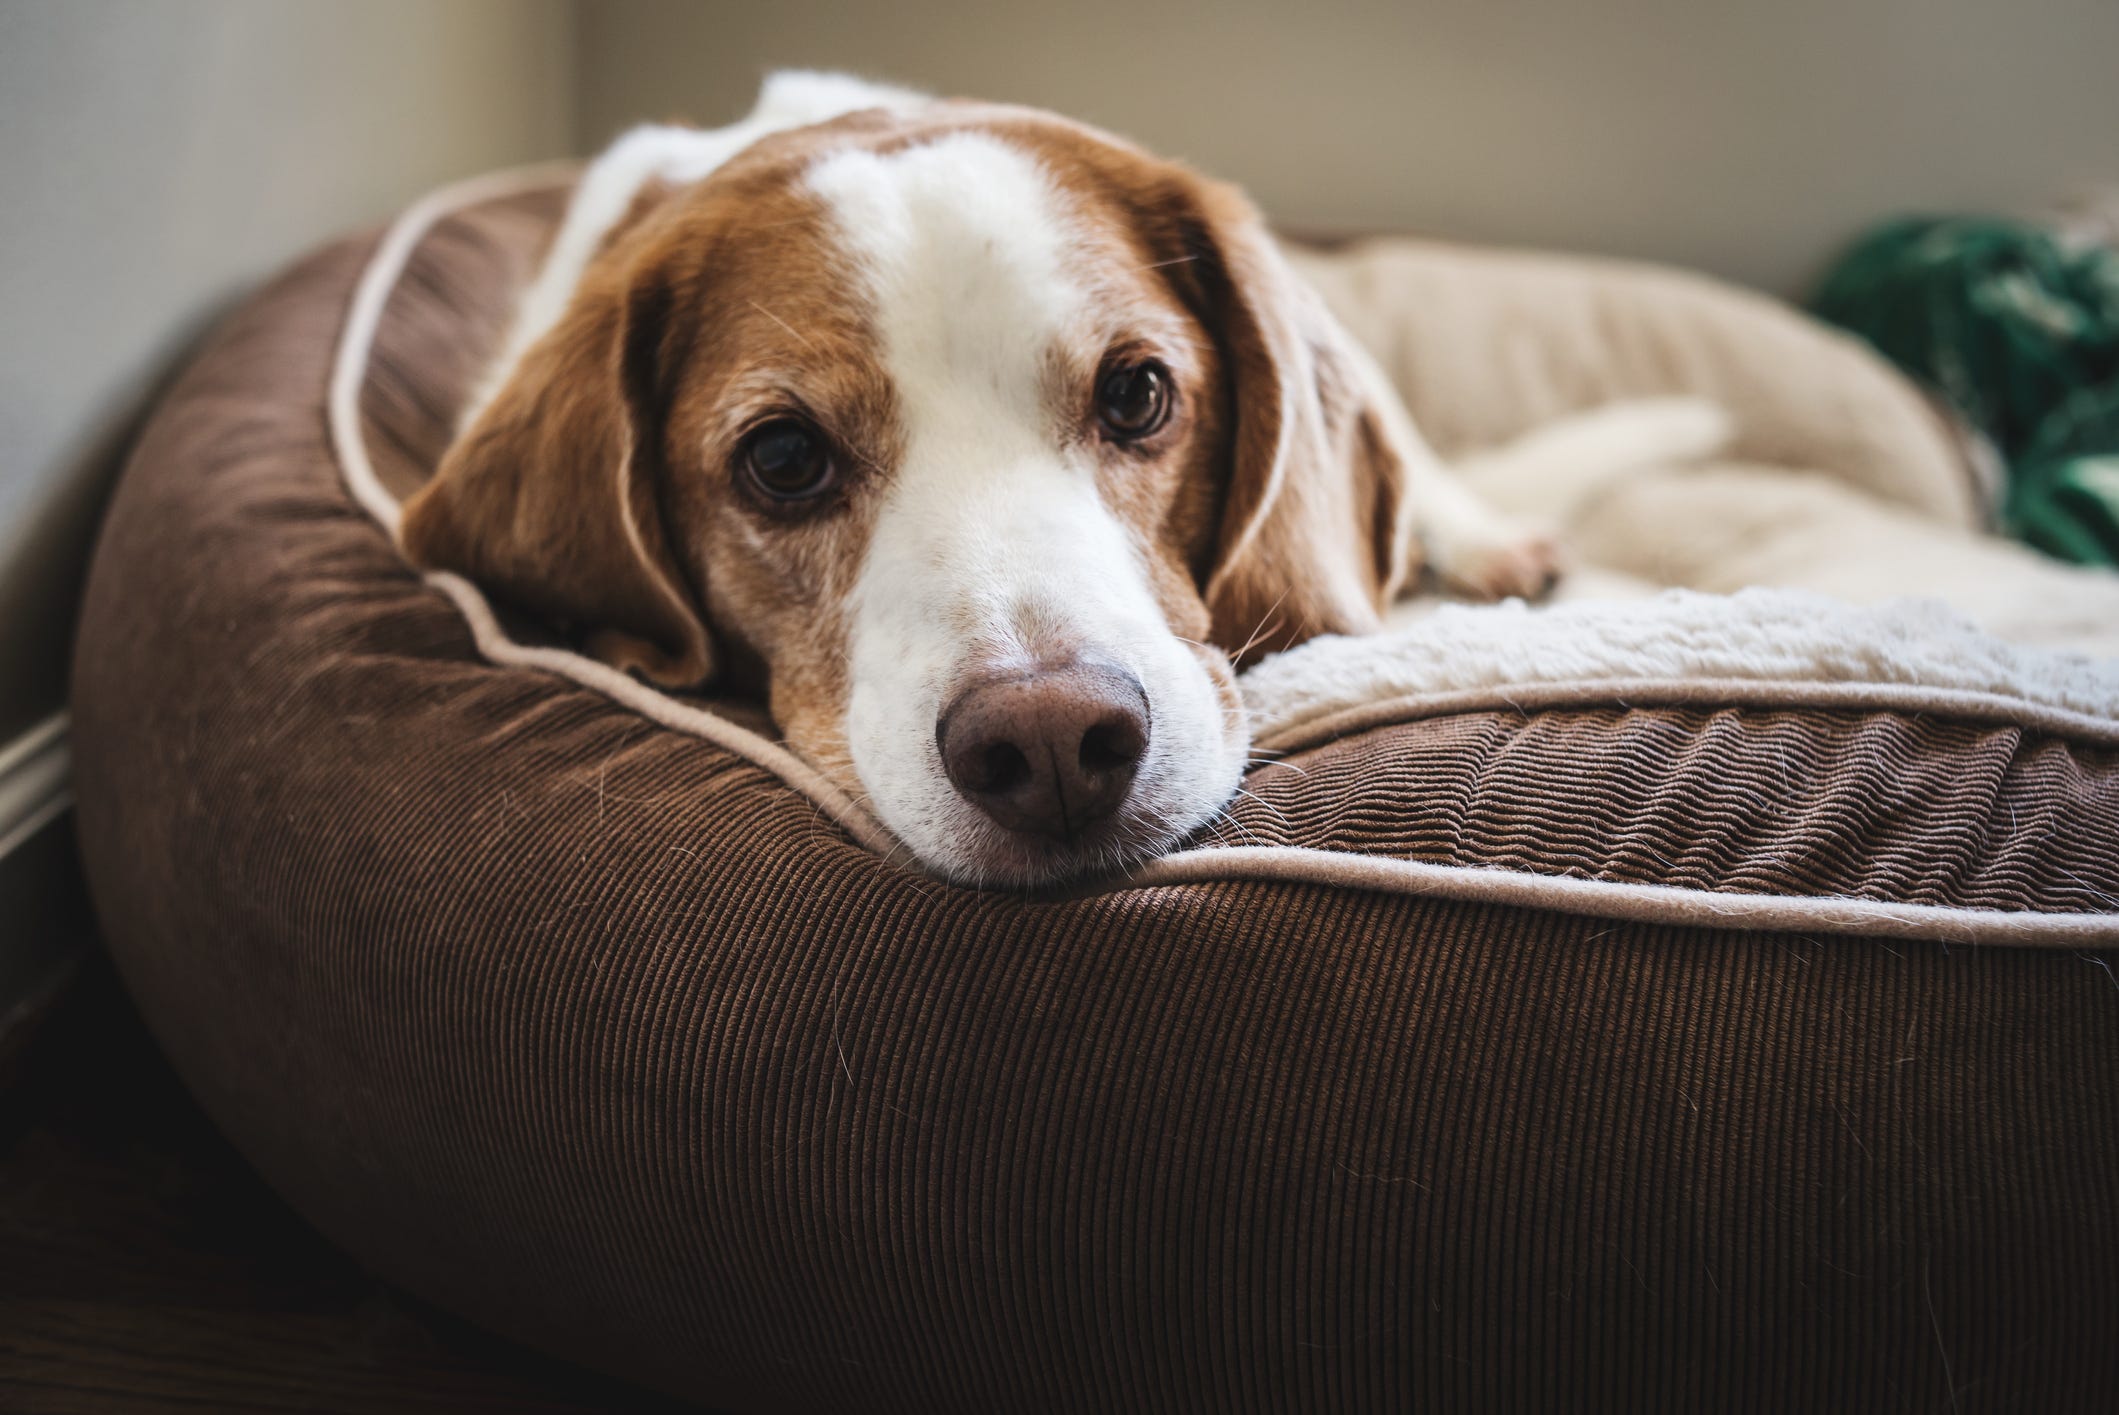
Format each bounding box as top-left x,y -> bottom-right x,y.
0,961 -> 705,1414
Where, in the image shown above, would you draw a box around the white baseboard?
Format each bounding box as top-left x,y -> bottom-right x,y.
0,712 -> 72,861
0,712 -> 83,1051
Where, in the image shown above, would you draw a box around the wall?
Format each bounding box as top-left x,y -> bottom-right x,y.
577,0 -> 2119,296
0,0 -> 574,1029
0,0 -> 574,748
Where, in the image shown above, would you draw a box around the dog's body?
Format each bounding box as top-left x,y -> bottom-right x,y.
403,73 -> 1710,884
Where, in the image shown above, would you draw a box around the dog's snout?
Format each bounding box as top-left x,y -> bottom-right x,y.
937,663 -> 1150,841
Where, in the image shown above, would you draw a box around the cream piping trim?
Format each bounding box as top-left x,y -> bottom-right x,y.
1122,848 -> 2119,947
327,169 -> 2119,946
0,713 -> 72,863
1256,676 -> 2119,755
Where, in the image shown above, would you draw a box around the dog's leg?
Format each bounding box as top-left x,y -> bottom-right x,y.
1412,463 -> 1566,601
1419,397 -> 1734,601
1456,397 -> 1733,521
1335,337 -> 1568,603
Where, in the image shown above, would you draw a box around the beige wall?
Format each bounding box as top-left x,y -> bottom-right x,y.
0,0 -> 574,744
578,0 -> 2119,297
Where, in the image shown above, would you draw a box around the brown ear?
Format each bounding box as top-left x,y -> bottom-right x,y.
1161,176 -> 1417,662
398,250 -> 714,689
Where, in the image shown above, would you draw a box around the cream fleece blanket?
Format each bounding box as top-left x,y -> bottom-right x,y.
1242,588 -> 2119,749
1252,236 -> 2119,730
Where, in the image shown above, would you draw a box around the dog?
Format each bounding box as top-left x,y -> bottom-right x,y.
402,72 -> 1705,886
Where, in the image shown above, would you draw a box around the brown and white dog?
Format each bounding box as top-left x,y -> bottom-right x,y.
402,73 -> 1653,886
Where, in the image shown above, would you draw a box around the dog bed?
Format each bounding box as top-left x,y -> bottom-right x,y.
70,171 -> 2119,1412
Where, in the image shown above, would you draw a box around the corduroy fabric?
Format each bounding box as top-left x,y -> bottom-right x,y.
1204,708 -> 2119,914
69,192 -> 2119,1411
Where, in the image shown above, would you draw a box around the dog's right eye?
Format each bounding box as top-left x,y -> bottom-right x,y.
739,418 -> 835,502
1095,359 -> 1172,442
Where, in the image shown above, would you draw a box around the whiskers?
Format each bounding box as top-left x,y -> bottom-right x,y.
1228,784 -> 1291,830
1228,591 -> 1292,665
1172,590 -> 1288,669
1201,796 -> 1275,851
1245,750 -> 1307,778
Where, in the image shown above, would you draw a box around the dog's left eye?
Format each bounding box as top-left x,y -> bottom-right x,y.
1095,360 -> 1172,441
739,418 -> 835,502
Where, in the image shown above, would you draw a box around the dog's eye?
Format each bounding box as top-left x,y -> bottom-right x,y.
739,418 -> 835,501
1096,360 -> 1172,441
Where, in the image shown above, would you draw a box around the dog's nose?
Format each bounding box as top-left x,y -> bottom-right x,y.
937,663 -> 1150,841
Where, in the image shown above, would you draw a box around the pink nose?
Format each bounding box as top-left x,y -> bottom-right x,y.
936,663 -> 1150,841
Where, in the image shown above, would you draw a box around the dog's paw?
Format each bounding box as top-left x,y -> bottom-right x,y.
1612,396 -> 1736,464
1435,525 -> 1563,601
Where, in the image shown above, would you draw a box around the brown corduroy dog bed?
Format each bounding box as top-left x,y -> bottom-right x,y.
70,173 -> 2119,1412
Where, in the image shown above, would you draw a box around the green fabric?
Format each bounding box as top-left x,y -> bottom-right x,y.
1811,215 -> 2119,567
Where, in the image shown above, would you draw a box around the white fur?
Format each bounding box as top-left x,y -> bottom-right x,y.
1456,397 -> 1736,523
807,135 -> 1245,884
1411,395 -> 1732,595
1326,329 -> 1735,600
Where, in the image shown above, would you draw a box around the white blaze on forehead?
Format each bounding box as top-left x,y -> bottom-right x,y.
801,132 -> 1243,880
804,133 -> 1089,434
805,129 -> 1131,663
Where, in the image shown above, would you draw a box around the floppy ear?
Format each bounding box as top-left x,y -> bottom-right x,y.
398,249 -> 715,690
1162,175 -> 1420,662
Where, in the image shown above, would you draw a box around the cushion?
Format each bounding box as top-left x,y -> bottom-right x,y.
1287,239 -> 1985,526
70,173 -> 2119,1411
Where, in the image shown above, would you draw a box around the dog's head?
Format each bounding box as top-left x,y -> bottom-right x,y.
402,97 -> 1417,885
